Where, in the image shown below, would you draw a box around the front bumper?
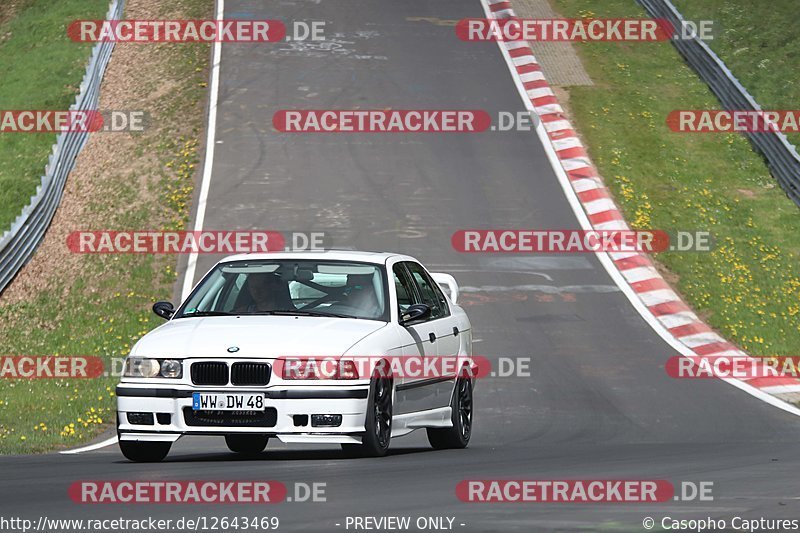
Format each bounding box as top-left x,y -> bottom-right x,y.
116,384 -> 369,444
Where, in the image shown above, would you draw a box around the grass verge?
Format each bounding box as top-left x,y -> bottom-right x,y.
672,0 -> 800,149
0,0 -> 110,231
0,0 -> 210,454
548,0 -> 800,354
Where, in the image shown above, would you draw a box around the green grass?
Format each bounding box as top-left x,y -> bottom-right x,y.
550,0 -> 800,354
0,0 -> 110,231
672,0 -> 800,148
0,0 -> 210,454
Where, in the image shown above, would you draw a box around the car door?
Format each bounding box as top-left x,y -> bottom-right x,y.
390,262 -> 436,415
397,261 -> 460,412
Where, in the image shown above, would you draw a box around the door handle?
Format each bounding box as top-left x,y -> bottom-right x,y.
453,327 -> 459,336
429,332 -> 436,343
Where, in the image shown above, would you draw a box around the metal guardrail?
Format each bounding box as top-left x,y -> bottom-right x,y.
637,0 -> 800,208
0,0 -> 124,295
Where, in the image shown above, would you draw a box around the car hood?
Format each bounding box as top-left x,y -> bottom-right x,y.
131,315 -> 388,358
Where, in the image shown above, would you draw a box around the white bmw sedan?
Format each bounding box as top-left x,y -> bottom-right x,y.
116,251 -> 473,462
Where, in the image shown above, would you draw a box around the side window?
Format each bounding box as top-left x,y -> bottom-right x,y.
405,262 -> 450,320
393,264 -> 418,315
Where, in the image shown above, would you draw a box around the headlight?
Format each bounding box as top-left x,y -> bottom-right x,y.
160,359 -> 182,378
124,358 -> 182,379
125,358 -> 160,378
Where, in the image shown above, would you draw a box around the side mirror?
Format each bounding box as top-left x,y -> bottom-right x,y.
153,301 -> 175,320
400,303 -> 431,326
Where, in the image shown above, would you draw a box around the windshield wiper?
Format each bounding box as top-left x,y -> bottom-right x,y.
269,310 -> 358,319
180,311 -> 235,318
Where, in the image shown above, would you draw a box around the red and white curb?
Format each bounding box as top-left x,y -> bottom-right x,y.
482,0 -> 800,405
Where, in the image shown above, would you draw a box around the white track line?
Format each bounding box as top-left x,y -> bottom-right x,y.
478,0 -> 800,418
61,0 -> 226,455
59,436 -> 119,455
181,0 -> 225,302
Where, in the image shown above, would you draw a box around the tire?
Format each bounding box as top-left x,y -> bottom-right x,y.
427,376 -> 473,450
119,440 -> 172,462
225,434 -> 269,455
342,366 -> 393,457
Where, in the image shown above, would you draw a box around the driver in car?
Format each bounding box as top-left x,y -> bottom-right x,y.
235,273 -> 292,313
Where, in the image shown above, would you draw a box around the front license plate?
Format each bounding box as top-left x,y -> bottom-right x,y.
192,393 -> 265,411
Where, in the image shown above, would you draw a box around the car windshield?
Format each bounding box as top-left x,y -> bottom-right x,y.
176,259 -> 388,321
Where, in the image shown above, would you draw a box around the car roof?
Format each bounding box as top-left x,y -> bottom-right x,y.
217,250 -> 419,266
